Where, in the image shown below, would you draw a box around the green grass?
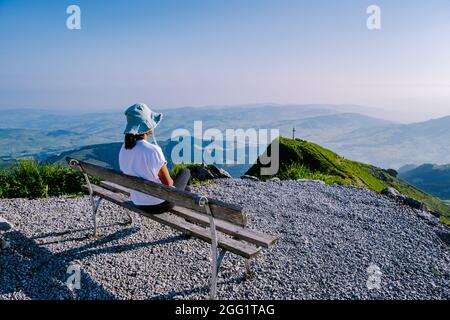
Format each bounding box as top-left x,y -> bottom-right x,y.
246,137 -> 450,219
169,163 -> 202,178
277,163 -> 353,186
0,160 -> 209,199
0,159 -> 90,199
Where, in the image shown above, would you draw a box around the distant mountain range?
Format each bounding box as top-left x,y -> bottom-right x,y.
1,105 -> 450,170
322,116 -> 450,169
398,164 -> 450,200
34,132 -> 450,203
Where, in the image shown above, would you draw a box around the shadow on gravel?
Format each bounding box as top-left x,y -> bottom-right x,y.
0,230 -> 116,299
148,275 -> 248,300
30,223 -> 120,240
60,228 -> 188,259
0,227 -> 189,299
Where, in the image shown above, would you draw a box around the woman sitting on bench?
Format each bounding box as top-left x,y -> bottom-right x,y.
119,103 -> 190,214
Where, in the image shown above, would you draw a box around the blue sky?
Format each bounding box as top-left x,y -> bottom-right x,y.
0,0 -> 449,121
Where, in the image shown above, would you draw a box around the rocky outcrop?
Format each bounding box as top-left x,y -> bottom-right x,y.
240,175 -> 259,182
297,179 -> 326,185
381,187 -> 401,198
189,164 -> 232,181
382,187 -> 428,210
400,195 -> 429,211
385,169 -> 398,177
381,187 -> 447,228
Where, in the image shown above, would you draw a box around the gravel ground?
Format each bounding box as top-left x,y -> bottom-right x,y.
0,179 -> 449,300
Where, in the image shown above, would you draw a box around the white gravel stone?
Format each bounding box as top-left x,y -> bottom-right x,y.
0,179 -> 448,300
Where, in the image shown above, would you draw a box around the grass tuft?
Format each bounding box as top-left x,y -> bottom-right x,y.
0,159 -> 90,199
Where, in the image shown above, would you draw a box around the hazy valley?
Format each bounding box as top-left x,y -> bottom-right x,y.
1,104 -> 450,200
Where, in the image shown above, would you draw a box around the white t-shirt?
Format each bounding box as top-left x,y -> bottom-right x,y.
118,139 -> 167,205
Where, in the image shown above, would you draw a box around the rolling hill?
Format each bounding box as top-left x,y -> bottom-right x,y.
0,105 -> 390,161
1,105 -> 450,170
246,137 -> 450,218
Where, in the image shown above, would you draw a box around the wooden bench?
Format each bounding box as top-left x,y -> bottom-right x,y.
66,157 -> 277,299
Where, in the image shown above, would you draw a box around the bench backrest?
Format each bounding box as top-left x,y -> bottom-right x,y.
67,157 -> 248,227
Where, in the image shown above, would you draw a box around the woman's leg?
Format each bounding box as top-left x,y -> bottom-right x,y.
173,168 -> 191,190
136,169 -> 191,215
137,201 -> 173,215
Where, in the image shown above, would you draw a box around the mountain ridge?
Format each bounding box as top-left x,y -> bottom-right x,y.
398,163 -> 450,200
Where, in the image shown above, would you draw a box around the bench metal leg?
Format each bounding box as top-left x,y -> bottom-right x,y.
244,259 -> 256,279
197,196 -> 221,300
92,198 -> 102,237
207,212 -> 218,300
245,259 -> 252,276
124,211 -> 133,225
207,248 -> 227,300
216,249 -> 226,274
81,170 -> 102,238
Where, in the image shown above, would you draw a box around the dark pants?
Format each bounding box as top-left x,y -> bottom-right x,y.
136,169 -> 191,214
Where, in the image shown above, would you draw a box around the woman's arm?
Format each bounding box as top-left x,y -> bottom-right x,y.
158,164 -> 174,187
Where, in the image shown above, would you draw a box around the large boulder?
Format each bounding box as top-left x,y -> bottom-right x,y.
241,175 -> 259,182
189,164 -> 232,181
400,195 -> 429,211
381,188 -> 432,214
381,187 -> 401,198
415,211 -> 440,226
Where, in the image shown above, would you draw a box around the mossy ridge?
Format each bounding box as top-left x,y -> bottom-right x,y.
247,137 -> 450,219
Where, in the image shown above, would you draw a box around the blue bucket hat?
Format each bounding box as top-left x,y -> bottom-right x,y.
123,103 -> 163,135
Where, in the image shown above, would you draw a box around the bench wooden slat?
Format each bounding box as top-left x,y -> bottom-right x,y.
100,181 -> 277,248
69,158 -> 247,227
82,184 -> 260,259
100,181 -> 132,196
171,207 -> 277,248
